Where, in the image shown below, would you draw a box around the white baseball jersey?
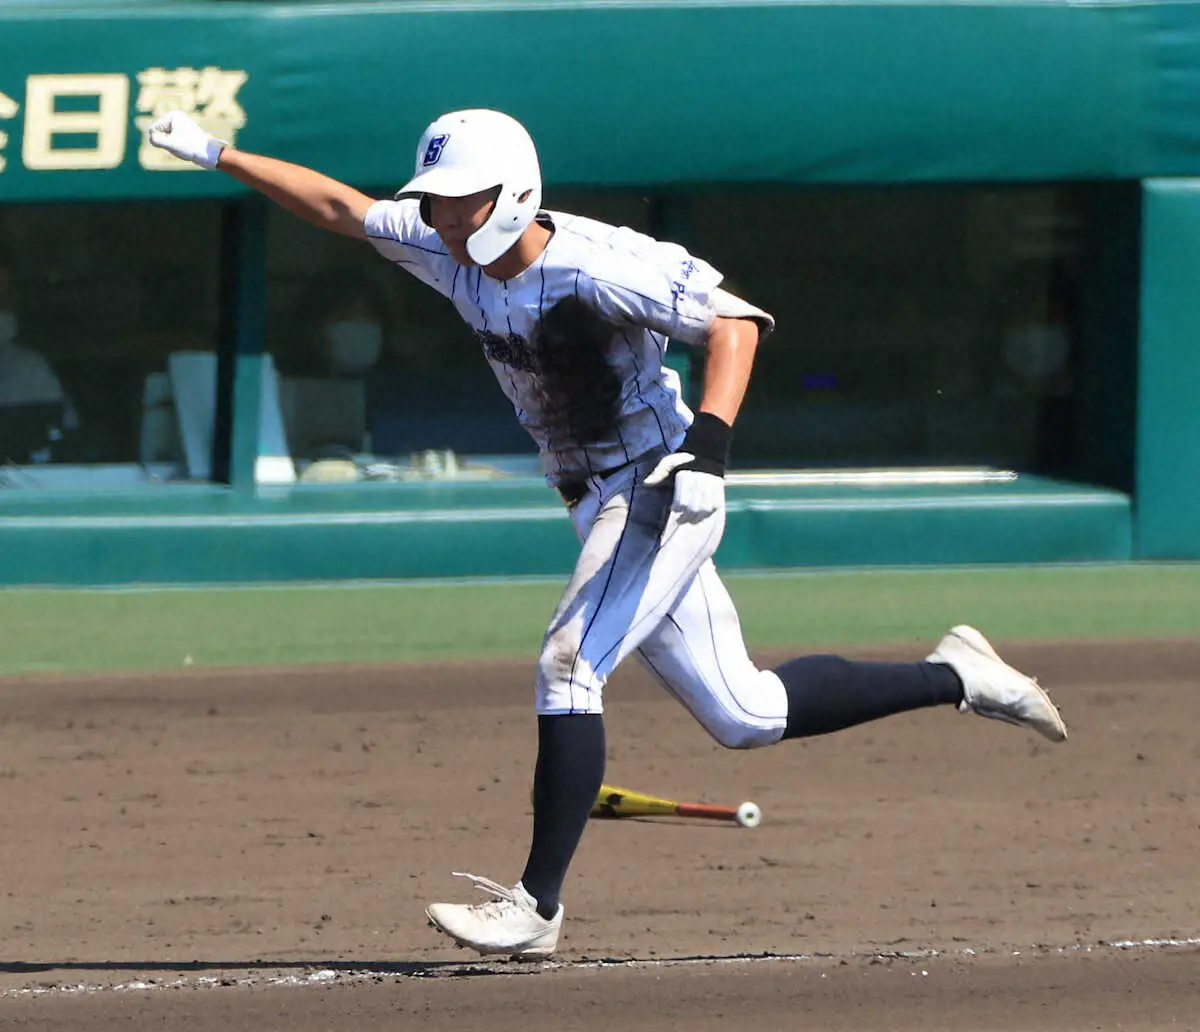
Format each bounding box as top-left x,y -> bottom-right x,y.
364,198 -> 788,745
364,200 -> 770,486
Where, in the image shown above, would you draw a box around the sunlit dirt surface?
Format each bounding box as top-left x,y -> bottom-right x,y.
2,639 -> 1197,1029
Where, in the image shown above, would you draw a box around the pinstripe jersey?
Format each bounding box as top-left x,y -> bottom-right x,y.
364,199 -> 732,486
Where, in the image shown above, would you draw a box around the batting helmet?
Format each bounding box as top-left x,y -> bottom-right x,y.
394,109 -> 542,266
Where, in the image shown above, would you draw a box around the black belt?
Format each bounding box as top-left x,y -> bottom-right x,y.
555,454 -> 648,507
557,479 -> 590,507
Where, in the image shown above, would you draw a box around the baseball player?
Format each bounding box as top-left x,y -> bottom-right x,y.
148,108 -> 1068,960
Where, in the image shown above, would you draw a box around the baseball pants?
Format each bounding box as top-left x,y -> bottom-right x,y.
536,450 -> 789,749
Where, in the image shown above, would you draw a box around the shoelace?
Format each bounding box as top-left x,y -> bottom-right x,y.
451,871 -> 529,921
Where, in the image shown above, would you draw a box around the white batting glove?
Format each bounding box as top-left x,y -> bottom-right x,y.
644,412 -> 733,522
645,459 -> 726,521
147,110 -> 227,169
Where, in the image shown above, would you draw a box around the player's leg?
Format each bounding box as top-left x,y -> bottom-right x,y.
635,560 -> 962,748
637,563 -> 1067,748
776,625 -> 1066,743
633,559 -> 790,748
534,463 -> 725,715
426,458 -> 710,956
518,461 -> 721,918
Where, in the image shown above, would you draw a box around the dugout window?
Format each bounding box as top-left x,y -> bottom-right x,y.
262,181 -> 1138,489
262,180 -> 1136,490
0,201 -> 224,487
682,182 -> 1138,489
0,183 -> 1136,495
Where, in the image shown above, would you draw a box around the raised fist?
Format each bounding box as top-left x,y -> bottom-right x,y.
147,110 -> 227,169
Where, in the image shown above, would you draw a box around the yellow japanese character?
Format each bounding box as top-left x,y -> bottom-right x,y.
135,66 -> 248,171
0,90 -> 20,173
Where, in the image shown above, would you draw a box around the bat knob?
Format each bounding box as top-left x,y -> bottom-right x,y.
735,801 -> 762,828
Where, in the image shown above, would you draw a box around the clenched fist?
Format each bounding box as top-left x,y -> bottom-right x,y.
147,110 -> 227,169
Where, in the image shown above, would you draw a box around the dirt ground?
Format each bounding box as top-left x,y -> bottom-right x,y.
1,637 -> 1198,1030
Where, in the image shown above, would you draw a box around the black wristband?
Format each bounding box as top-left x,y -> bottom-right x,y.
681,411 -> 733,477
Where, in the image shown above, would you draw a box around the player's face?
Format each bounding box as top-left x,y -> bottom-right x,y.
427,187 -> 502,265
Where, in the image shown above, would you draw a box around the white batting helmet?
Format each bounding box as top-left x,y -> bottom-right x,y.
394,109 -> 542,266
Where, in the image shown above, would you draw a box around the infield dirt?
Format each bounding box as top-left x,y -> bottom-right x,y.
1,638 -> 1197,1029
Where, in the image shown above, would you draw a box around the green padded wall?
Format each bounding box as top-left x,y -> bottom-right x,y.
0,477 -> 1132,586
1136,180 -> 1200,558
3,1 -> 1200,201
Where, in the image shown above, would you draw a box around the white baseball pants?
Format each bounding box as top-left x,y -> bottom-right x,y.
535,452 -> 788,749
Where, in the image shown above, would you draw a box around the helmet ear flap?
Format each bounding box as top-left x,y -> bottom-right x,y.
395,109 -> 541,265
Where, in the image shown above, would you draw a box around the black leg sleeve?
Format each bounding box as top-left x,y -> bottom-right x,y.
777,655 -> 964,741
519,713 -> 606,920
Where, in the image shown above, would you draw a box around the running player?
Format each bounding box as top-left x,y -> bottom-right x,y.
148,108 -> 1068,960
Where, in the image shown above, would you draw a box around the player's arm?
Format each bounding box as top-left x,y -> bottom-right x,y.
642,315 -> 758,517
577,258 -> 773,515
694,315 -> 760,428
147,111 -> 372,239
644,300 -> 770,519
218,149 -> 372,239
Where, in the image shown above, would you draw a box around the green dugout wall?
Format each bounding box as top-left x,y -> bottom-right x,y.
1,0 -> 1199,583
1138,180 -> 1200,559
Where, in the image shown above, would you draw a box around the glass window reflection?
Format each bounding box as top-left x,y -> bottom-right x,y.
686,184 -> 1101,478
0,202 -> 222,487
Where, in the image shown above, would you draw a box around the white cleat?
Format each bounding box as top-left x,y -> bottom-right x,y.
426,872 -> 563,959
927,624 -> 1068,742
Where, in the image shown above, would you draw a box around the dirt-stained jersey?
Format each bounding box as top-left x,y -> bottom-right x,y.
363,199 -> 772,486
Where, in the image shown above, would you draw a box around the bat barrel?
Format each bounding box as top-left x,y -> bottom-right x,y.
674,802 -> 740,822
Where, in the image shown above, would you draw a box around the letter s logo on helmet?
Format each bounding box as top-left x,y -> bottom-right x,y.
394,109 -> 542,266
422,134 -> 449,166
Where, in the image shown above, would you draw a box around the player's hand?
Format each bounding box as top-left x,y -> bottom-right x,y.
644,412 -> 732,522
147,110 -> 227,169
645,460 -> 726,521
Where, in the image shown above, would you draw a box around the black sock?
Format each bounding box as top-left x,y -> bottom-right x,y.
777,656 -> 964,740
520,713 -> 606,920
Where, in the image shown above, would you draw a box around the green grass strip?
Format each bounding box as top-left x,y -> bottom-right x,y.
1,563 -> 1197,677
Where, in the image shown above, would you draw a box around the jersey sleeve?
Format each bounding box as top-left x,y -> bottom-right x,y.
575,232 -> 774,345
363,198 -> 456,298
711,287 -> 776,339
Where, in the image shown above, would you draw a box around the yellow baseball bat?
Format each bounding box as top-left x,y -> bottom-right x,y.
590,783 -> 762,828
